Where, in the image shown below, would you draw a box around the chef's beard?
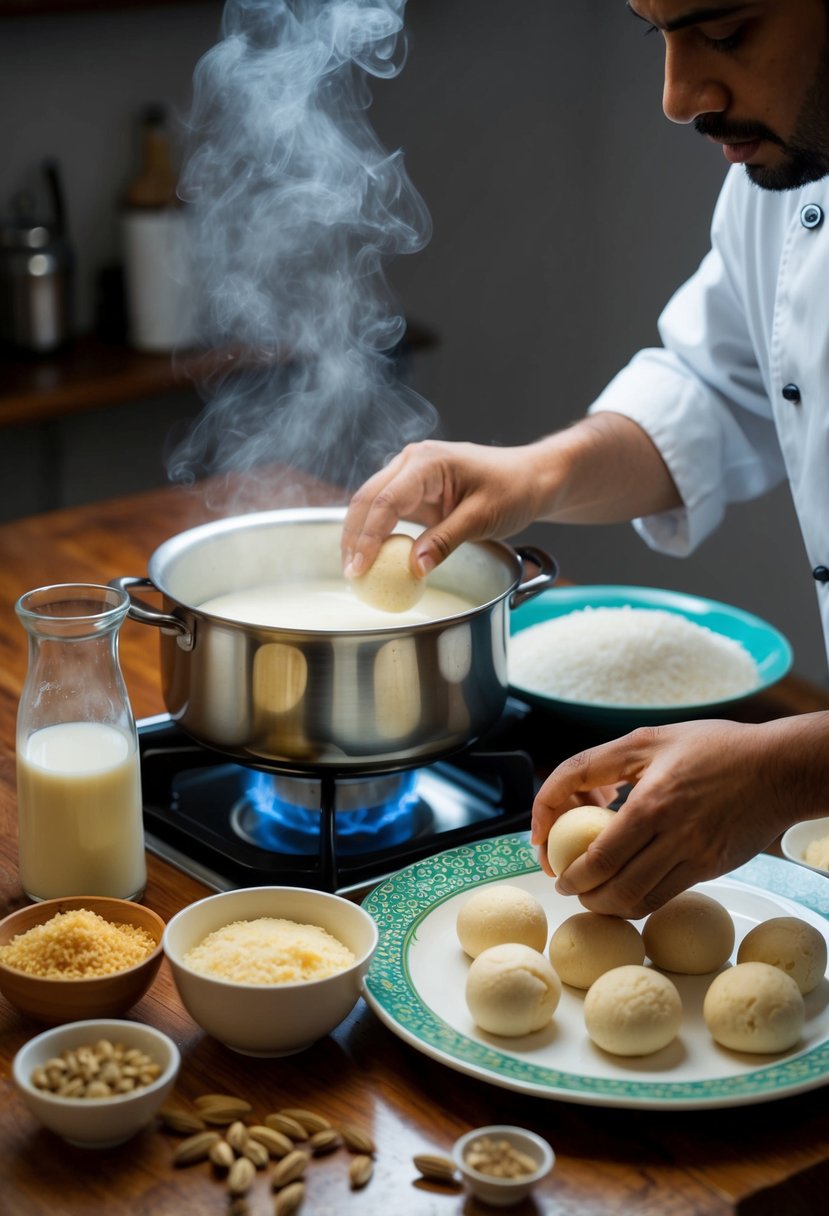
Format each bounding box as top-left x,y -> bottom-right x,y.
695,52 -> 829,190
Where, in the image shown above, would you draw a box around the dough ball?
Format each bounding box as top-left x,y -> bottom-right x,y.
804,833 -> 829,871
736,916 -> 827,995
456,884 -> 548,959
643,891 -> 735,975
703,961 -> 805,1054
548,912 -> 645,990
465,942 -> 562,1037
351,534 -> 424,613
546,805 -> 617,877
583,964 -> 682,1056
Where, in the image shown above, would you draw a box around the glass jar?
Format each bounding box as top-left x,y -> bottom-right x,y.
15,583 -> 146,902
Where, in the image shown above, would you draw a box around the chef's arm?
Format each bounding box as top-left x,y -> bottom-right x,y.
342,412 -> 682,578
531,711 -> 829,919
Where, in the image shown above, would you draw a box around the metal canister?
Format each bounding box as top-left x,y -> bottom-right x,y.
0,217 -> 74,354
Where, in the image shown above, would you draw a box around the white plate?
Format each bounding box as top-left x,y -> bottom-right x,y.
362,837 -> 829,1109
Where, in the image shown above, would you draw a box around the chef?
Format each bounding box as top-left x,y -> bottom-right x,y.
342,0 -> 829,918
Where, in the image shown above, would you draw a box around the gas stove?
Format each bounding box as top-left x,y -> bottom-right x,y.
139,699 -> 552,897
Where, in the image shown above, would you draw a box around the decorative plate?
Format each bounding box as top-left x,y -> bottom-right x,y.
508,584 -> 793,729
362,835 -> 829,1109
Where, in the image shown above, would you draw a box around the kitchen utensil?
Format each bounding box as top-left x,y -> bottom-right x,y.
509,584 -> 792,729
12,1018 -> 179,1147
0,896 -> 164,1023
163,885 -> 378,1055
112,507 -> 557,773
0,160 -> 74,354
362,841 -> 829,1109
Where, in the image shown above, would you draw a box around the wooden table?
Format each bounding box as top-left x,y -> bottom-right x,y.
2,485 -> 829,1216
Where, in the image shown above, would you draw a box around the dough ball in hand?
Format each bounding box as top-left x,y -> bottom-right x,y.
703,961 -> 804,1053
548,912 -> 645,990
350,534 -> 424,613
583,964 -> 682,1056
465,942 -> 561,1037
546,805 -> 617,877
456,883 -> 548,959
643,891 -> 735,975
737,916 -> 827,995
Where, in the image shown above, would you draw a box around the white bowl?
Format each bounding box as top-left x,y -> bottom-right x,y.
163,886 -> 379,1056
781,817 -> 829,877
12,1018 -> 180,1148
452,1124 -> 555,1208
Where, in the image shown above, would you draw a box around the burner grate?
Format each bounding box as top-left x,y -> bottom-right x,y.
138,711 -> 537,895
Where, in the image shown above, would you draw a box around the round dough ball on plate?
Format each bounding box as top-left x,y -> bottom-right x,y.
465,942 -> 562,1037
703,961 -> 805,1053
548,912 -> 645,990
737,916 -> 827,995
456,883 -> 548,959
643,891 -> 735,975
546,805 -> 617,877
350,533 -> 424,613
583,964 -> 682,1056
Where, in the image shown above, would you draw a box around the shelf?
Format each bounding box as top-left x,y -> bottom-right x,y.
0,323 -> 438,429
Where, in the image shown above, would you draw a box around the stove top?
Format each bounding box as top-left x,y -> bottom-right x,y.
139,700 -> 544,896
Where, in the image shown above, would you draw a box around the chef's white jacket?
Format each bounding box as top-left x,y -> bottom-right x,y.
589,164 -> 829,661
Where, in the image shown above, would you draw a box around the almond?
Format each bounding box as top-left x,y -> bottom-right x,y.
248,1125 -> 295,1158
173,1130 -> 221,1166
278,1107 -> 331,1134
227,1155 -> 256,1197
308,1128 -> 341,1156
413,1152 -> 458,1183
209,1139 -> 236,1170
159,1106 -> 207,1135
242,1138 -> 269,1169
265,1112 -> 307,1141
271,1149 -> 310,1189
274,1180 -> 305,1215
226,1120 -> 249,1153
349,1154 -> 374,1189
341,1122 -> 376,1155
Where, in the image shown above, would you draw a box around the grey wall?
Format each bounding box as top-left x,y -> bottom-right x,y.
0,0 -> 823,680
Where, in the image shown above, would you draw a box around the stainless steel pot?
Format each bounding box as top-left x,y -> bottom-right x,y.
112,508 -> 557,774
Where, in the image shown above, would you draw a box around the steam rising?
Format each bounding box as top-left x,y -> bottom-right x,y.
168,0 -> 437,510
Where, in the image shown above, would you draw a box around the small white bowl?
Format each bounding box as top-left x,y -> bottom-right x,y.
781,816 -> 829,877
163,886 -> 379,1056
12,1018 -> 180,1148
452,1124 -> 555,1208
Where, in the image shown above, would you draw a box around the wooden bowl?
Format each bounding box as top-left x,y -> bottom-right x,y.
0,896 -> 165,1023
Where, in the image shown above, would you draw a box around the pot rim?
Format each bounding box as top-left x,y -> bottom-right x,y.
147,506 -> 524,632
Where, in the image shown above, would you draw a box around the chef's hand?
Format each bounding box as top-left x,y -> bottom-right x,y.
530,715 -> 829,919
341,439 -> 545,578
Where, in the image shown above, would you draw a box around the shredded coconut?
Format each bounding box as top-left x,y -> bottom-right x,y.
510,606 -> 759,707
183,916 -> 355,984
0,909 -> 156,979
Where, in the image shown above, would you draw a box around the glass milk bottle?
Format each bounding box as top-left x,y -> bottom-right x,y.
15,583 -> 146,902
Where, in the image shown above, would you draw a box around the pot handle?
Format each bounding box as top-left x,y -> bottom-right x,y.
109,576 -> 194,651
509,546 -> 559,609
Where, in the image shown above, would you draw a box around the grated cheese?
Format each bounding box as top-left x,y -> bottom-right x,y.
510,606 -> 759,707
0,909 -> 156,979
183,916 -> 356,984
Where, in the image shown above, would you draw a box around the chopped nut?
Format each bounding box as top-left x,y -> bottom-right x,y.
464,1135 -> 539,1178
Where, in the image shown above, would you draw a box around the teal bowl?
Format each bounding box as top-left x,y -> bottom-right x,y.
509,584 -> 793,731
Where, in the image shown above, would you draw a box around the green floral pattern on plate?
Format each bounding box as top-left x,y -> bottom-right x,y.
362,835 -> 829,1108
